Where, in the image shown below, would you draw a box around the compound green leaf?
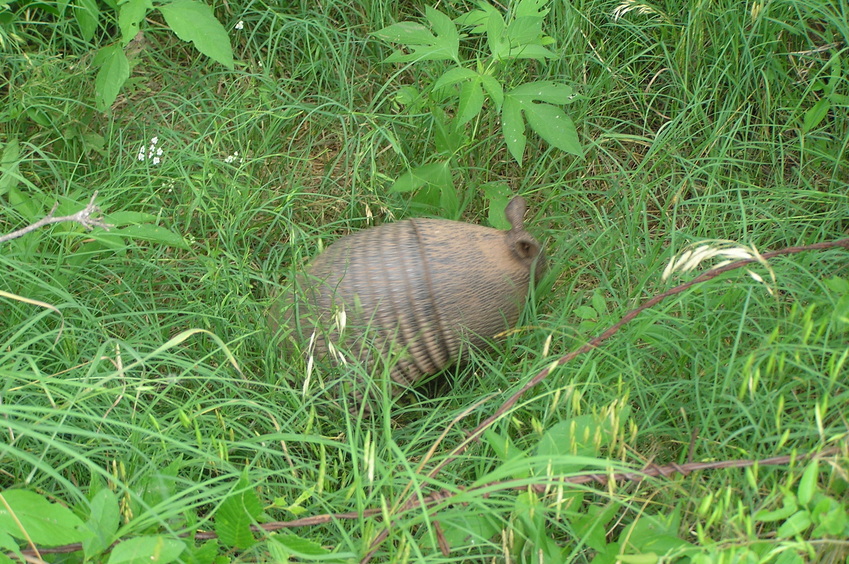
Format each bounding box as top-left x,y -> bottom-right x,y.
433,67 -> 478,90
502,81 -> 582,163
374,6 -> 459,63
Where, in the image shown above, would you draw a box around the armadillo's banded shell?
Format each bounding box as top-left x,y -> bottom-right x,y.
282,196 -> 545,395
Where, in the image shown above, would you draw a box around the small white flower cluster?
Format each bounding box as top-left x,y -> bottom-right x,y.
137,136 -> 163,165
235,20 -> 244,30
224,151 -> 244,164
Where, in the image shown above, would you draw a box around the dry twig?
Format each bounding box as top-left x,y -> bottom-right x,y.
0,191 -> 111,245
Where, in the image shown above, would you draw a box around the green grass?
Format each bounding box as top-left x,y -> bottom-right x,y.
1,0 -> 848,562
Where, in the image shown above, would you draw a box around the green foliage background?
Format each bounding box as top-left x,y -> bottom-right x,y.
1,0 -> 848,562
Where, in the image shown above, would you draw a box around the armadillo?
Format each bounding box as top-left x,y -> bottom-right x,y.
273,196 -> 546,400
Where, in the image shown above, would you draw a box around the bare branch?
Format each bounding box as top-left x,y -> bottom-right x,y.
0,192 -> 112,245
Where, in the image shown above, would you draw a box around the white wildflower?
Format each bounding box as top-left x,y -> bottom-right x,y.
235,20 -> 244,30
224,151 -> 245,164
137,136 -> 163,165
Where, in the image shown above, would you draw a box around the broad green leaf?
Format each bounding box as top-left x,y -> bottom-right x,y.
536,415 -> 609,474
501,96 -> 526,164
480,75 -> 503,108
0,529 -> 19,554
0,138 -> 21,196
524,101 -> 582,156
158,0 -> 234,69
83,488 -> 120,558
270,533 -> 330,558
373,22 -> 436,45
374,6 -> 459,63
823,276 -> 849,294
481,182 -> 511,229
776,510 -> 812,538
574,305 -> 597,319
515,491 -> 546,543
105,211 -> 159,226
483,428 -> 529,478
432,109 -> 466,155
118,224 -> 190,249
118,0 -> 152,45
0,531 -> 19,564
592,291 -> 607,314
797,460 -> 819,506
182,540 -> 219,564
485,10 -> 509,60
508,43 -> 557,60
511,80 -> 576,105
431,511 -> 500,550
8,186 -> 43,222
457,80 -> 484,125
811,498 -> 848,536
74,0 -> 100,41
94,45 -> 130,112
214,476 -> 262,550
755,496 -> 798,522
390,162 -> 449,193
107,536 -> 185,564
394,85 -> 422,108
0,489 -> 90,546
439,176 -> 459,217
803,98 -> 829,133
572,503 -> 617,552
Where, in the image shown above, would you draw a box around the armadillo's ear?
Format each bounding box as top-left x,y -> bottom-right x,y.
512,233 -> 540,262
508,231 -> 547,284
504,196 -> 527,230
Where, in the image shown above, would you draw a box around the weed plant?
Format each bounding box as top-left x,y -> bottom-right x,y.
1,0 -> 848,562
